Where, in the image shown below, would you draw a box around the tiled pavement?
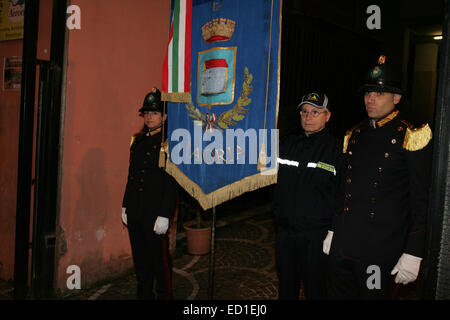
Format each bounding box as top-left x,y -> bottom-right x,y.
64,203 -> 281,300
0,193 -> 422,301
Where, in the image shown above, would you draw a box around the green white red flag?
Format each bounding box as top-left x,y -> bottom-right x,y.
162,0 -> 192,102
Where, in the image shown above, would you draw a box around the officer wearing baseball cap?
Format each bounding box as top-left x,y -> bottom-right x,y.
273,91 -> 343,299
297,92 -> 330,110
122,87 -> 178,300
325,55 -> 433,299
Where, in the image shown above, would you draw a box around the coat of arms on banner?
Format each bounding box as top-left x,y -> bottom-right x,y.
198,47 -> 236,107
163,0 -> 281,210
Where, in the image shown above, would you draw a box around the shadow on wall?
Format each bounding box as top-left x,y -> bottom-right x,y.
70,148 -> 110,286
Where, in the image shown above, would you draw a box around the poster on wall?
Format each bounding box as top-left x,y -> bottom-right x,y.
3,56 -> 21,90
0,0 -> 25,41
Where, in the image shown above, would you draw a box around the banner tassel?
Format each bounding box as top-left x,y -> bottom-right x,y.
159,145 -> 166,168
257,144 -> 267,172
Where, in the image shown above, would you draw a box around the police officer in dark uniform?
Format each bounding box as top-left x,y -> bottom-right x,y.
324,55 -> 433,299
121,87 -> 178,300
273,92 -> 343,299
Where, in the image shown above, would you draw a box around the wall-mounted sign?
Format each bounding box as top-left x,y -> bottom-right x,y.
0,0 -> 25,41
3,56 -> 21,90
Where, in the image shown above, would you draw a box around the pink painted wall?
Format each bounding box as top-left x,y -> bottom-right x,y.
0,38 -> 22,282
56,0 -> 170,292
0,0 -> 53,282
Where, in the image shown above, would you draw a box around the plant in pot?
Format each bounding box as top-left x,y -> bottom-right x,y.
181,196 -> 211,255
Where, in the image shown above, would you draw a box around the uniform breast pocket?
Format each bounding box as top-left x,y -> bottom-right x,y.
312,167 -> 333,183
311,161 -> 335,177
310,163 -> 336,193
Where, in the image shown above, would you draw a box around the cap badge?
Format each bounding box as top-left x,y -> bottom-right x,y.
371,66 -> 382,78
306,93 -> 319,101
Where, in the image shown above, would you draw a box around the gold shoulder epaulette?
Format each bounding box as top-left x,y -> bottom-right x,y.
343,124 -> 360,153
129,135 -> 136,147
403,124 -> 432,151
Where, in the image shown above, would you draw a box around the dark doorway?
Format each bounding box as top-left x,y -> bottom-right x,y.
14,0 -> 68,299
279,13 -> 379,139
277,0 -> 445,300
278,0 -> 443,139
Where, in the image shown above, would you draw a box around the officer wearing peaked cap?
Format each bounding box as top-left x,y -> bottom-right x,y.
323,55 -> 433,299
121,87 -> 178,300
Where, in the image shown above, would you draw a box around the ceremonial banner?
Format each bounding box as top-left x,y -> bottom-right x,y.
165,0 -> 282,210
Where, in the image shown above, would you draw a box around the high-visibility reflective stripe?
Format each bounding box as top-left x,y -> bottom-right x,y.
277,158 -> 299,167
307,162 -> 336,176
278,158 -> 336,175
307,162 -> 317,168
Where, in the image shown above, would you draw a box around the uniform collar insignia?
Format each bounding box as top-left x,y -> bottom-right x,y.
149,127 -> 162,136
370,109 -> 399,129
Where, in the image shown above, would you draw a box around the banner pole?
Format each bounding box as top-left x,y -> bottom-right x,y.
208,205 -> 216,300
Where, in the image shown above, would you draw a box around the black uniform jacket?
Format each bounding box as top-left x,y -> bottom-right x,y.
122,127 -> 178,224
330,110 -> 432,265
273,127 -> 343,239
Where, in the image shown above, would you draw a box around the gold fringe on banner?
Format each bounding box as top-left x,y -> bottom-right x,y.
165,159 -> 278,211
161,92 -> 192,103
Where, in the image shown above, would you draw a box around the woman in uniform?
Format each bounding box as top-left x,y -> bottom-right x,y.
121,87 -> 178,300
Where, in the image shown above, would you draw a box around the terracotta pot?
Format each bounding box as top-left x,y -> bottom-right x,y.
183,221 -> 211,255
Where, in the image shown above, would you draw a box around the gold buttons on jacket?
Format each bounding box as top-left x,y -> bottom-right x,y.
348,151 -> 353,155
344,207 -> 350,213
139,188 -> 143,192
146,152 -> 150,156
370,196 -> 376,203
384,152 -> 389,158
397,126 -> 403,132
347,164 -> 352,170
373,181 -> 379,188
369,212 -> 375,218
345,193 -> 352,200
391,139 -> 397,144
351,139 -> 356,144
346,178 -> 352,184
378,167 -> 383,173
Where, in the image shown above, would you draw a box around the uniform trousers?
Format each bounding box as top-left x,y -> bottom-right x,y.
276,228 -> 329,300
127,216 -> 173,300
328,254 -> 398,300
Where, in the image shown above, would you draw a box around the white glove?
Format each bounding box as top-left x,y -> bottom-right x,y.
322,230 -> 334,255
391,253 -> 422,285
153,216 -> 169,235
121,207 -> 127,225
